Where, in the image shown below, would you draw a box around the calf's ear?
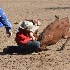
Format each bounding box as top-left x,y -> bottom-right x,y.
55,15 -> 59,20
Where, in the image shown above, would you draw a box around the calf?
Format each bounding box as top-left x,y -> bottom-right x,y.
37,16 -> 70,51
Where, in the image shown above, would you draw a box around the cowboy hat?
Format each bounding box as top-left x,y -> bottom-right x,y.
19,20 -> 34,31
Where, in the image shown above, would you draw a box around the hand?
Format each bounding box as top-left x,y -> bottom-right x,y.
32,36 -> 35,40
33,19 -> 41,26
6,30 -> 12,37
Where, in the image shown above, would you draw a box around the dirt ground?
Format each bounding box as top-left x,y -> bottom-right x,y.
0,0 -> 70,70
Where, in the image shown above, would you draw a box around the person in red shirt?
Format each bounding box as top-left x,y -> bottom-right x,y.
15,19 -> 41,52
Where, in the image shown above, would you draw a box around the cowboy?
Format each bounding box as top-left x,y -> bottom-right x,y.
0,8 -> 12,37
15,19 -> 41,52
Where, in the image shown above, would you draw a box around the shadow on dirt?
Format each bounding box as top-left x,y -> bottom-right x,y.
45,7 -> 70,10
1,46 -> 38,55
0,45 -> 65,55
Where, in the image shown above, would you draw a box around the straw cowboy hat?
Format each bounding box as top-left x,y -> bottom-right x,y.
19,20 -> 34,31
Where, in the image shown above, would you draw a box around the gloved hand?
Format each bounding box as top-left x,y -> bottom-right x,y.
6,30 -> 12,37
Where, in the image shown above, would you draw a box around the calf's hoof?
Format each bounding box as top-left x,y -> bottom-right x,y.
36,47 -> 48,52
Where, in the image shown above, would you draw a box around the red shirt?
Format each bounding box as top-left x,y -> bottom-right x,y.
15,28 -> 31,44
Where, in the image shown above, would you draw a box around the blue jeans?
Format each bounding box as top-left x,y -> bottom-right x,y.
18,40 -> 40,52
27,40 -> 40,49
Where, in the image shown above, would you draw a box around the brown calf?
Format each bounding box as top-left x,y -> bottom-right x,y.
37,16 -> 70,51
